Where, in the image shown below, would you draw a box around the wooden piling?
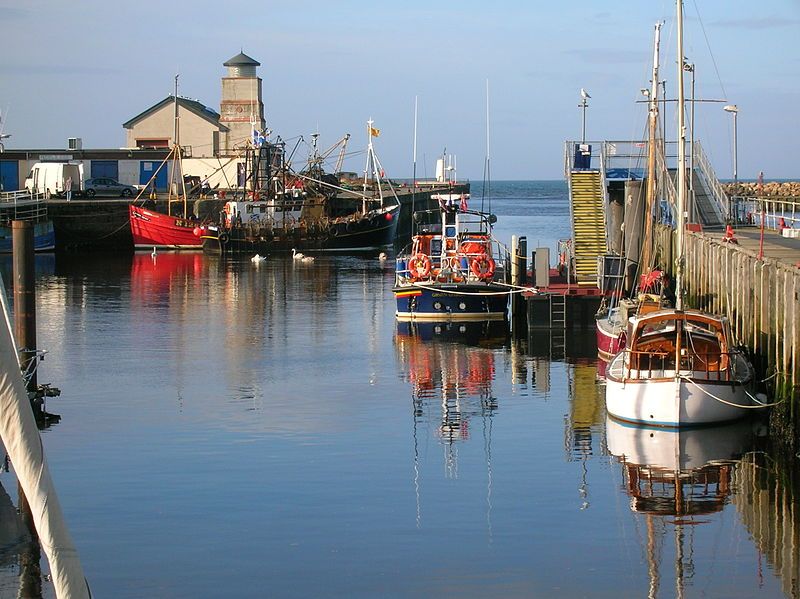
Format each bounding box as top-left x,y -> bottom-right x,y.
12,221 -> 37,393
658,224 -> 800,444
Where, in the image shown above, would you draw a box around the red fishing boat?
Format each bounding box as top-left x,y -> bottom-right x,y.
129,204 -> 203,249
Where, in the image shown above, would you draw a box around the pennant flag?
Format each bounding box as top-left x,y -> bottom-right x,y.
369,126 -> 380,137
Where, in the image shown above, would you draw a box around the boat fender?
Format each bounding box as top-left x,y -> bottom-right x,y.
470,256 -> 495,279
409,253 -> 432,279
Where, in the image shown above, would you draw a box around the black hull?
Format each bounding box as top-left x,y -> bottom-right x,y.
204,207 -> 399,255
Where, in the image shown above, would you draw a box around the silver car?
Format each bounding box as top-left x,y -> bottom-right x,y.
84,177 -> 137,198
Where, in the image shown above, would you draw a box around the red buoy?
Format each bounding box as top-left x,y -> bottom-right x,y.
385,212 -> 393,221
193,227 -> 202,237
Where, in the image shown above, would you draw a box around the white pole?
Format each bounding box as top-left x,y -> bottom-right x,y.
675,0 -> 686,311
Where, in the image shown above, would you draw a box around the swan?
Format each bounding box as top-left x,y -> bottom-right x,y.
291,248 -> 304,260
251,254 -> 266,263
301,255 -> 315,263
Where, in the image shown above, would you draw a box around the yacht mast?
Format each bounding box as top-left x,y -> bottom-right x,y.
675,0 -> 686,310
641,23 -> 662,275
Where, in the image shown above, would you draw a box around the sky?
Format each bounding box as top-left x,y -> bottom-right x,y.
1,0 -> 798,180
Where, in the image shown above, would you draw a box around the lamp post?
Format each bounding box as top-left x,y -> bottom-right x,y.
723,104 -> 739,222
723,104 -> 739,182
684,61 -> 695,222
579,88 -> 590,143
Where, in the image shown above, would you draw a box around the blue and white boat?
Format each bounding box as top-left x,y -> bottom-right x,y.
393,194 -> 508,321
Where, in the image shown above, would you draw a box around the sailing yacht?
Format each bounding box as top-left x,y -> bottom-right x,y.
596,23 -> 668,361
604,1 -> 756,427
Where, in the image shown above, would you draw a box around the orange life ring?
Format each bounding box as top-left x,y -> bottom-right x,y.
470,256 -> 495,280
409,253 -> 432,279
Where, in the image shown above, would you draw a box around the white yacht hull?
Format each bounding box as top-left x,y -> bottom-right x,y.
605,370 -> 754,427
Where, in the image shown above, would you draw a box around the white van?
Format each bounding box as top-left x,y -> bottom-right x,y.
24,162 -> 84,198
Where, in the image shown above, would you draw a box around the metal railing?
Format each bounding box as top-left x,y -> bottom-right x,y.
616,348 -> 746,382
734,196 -> 800,230
0,190 -> 49,222
692,142 -> 729,222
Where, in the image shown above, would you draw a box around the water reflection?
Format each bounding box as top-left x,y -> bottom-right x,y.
394,320 -> 508,532
395,320 -> 508,453
606,417 -> 756,598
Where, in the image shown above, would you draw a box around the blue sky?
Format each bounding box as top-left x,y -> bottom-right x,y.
1,0 -> 798,180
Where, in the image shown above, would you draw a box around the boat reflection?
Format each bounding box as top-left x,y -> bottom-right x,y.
395,320 -> 508,448
606,417 -> 756,597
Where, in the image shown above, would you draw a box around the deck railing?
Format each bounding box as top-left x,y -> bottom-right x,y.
612,349 -> 746,382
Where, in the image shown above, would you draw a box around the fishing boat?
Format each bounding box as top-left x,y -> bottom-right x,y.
393,195 -> 508,321
605,1 -> 757,427
129,76 -> 206,250
0,190 -> 55,252
202,120 -> 400,255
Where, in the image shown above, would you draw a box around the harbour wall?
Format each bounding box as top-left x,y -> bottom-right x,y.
654,224 -> 800,444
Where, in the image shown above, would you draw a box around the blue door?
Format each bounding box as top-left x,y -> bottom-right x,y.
91,160 -> 119,180
0,161 -> 19,191
139,161 -> 168,192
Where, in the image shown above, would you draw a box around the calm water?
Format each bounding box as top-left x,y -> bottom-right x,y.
0,181 -> 797,598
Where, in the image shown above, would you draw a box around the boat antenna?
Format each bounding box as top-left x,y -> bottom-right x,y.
675,0 -> 686,311
482,79 -> 491,213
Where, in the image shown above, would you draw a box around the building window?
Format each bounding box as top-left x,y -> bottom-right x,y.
136,139 -> 169,149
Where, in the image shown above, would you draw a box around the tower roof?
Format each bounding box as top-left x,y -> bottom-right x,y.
223,51 -> 260,67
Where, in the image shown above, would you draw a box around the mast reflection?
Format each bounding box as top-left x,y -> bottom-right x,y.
394,320 -> 508,528
605,417 -> 755,598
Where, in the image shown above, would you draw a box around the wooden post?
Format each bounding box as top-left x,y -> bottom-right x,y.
12,221 -> 37,394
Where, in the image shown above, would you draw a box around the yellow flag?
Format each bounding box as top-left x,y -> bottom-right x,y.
369,126 -> 380,137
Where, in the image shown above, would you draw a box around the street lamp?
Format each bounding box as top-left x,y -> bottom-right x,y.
723,104 -> 739,223
579,88 -> 590,143
684,61 -> 695,222
723,104 -> 739,183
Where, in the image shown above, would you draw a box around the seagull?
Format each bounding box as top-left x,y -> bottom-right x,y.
291,248 -> 304,260
580,88 -> 591,99
251,254 -> 266,263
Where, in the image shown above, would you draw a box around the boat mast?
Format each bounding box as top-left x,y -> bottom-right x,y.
641,22 -> 662,276
411,97 -> 418,237
675,0 -> 686,311
363,118 -> 383,213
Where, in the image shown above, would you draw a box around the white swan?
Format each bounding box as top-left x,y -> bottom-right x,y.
301,255 -> 315,263
251,254 -> 266,263
292,248 -> 304,260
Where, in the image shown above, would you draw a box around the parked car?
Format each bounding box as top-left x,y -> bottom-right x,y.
84,178 -> 137,198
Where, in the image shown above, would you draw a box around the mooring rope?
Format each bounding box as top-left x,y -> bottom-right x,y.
678,374 -> 784,409
409,281 -> 536,297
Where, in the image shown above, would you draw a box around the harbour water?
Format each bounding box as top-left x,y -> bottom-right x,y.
0,181 -> 797,598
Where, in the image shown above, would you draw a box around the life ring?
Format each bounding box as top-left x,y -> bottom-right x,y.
470,256 -> 495,280
409,253 -> 432,279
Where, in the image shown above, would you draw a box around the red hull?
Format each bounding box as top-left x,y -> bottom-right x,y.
596,316 -> 625,361
129,205 -> 202,249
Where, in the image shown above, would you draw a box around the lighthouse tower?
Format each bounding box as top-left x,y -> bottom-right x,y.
219,51 -> 265,154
